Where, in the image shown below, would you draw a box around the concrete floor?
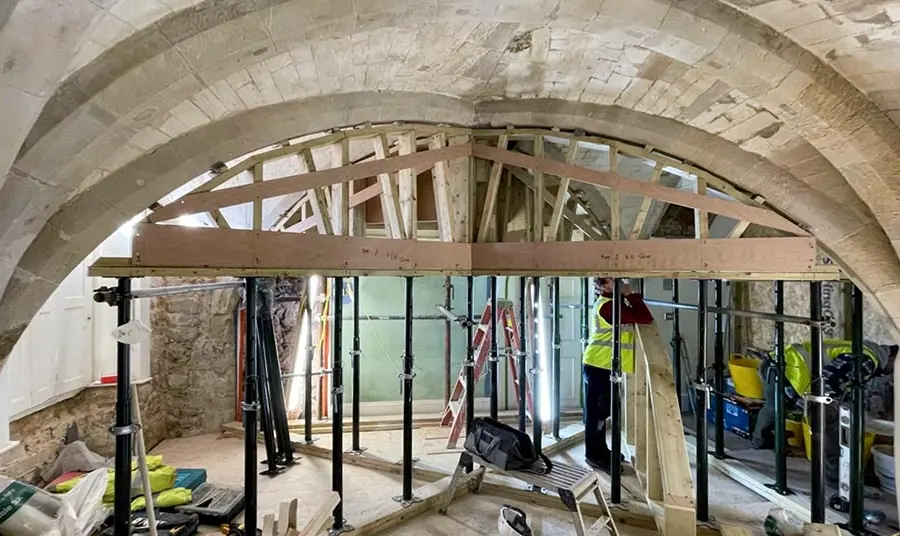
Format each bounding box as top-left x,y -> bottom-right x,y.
148,424 -> 781,535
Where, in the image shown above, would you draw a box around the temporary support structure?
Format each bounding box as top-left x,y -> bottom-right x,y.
631,322 -> 697,536
440,298 -> 533,449
86,123 -> 861,536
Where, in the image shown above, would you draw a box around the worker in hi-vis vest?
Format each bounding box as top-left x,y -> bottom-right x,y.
582,277 -> 654,472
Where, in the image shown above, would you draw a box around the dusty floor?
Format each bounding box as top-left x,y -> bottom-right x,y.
148,424 -> 778,535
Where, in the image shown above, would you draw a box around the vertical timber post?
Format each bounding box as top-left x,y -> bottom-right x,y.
610,278 -> 623,504
489,276 -> 499,420
552,277 -> 562,439
714,280 -> 726,459
696,280 -> 709,522
518,277 -> 528,433
771,280 -> 791,495
850,284 -> 865,532
113,278 -> 133,536
331,277 -> 352,533
351,276 -> 362,453
243,277 -> 259,536
809,281 -> 826,523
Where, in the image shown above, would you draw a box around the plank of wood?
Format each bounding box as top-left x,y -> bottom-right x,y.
297,492 -> 340,536
630,162 -> 664,240
695,177 -> 709,239
718,524 -> 754,536
149,143 -> 471,224
291,441 -> 449,483
429,133 -> 453,242
348,468 -> 485,535
297,150 -> 333,235
477,135 -> 510,242
397,132 -> 417,240
542,425 -> 586,457
509,168 -> 604,240
683,438 -> 847,525
446,135 -> 472,243
635,323 -> 695,515
472,144 -> 808,236
278,498 -> 298,536
262,513 -> 276,536
547,140 -> 579,240
728,220 -> 752,238
332,139 -> 350,236
533,135 -> 545,241
373,133 -> 406,239
252,163 -> 264,230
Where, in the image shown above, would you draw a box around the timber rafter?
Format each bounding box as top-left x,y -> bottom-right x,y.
95,123 -> 837,280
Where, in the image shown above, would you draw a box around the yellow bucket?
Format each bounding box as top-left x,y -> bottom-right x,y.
728,355 -> 764,399
803,419 -> 875,464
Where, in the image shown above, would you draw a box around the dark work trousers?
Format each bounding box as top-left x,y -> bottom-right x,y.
584,363 -> 612,461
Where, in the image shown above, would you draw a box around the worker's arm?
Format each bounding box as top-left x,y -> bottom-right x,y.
598,294 -> 655,325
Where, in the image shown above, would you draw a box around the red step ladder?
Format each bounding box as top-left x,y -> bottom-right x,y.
440,299 -> 533,449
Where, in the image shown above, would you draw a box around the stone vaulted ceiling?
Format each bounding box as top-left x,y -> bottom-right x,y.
3,0 -> 900,363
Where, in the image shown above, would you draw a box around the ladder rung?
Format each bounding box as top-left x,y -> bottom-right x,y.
586,516 -> 610,536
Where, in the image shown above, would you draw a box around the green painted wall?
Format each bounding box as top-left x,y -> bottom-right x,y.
342,276 -> 519,403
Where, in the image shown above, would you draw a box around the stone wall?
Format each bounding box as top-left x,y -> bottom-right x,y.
4,382 -> 163,482
150,277 -> 241,437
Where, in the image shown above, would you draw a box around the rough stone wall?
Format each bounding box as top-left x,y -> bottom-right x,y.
4,382 -> 163,482
270,277 -> 305,374
150,277 -> 240,437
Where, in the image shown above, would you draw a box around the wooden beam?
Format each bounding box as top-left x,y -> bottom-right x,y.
630,162 -> 664,240
547,140 -> 579,240
508,167 -> 604,241
477,135 -> 510,242
532,135 -> 545,241
609,147 -> 620,240
297,493 -> 341,536
331,139 -> 350,235
373,134 -> 406,239
728,220 -> 752,238
274,194 -> 309,231
298,149 -> 332,235
210,209 -> 230,229
123,224 -> 825,277
149,143 -> 471,224
472,144 -> 808,236
252,163 -> 264,230
695,177 -> 709,239
397,132 -> 417,240
429,133 -> 453,242
638,324 -> 694,506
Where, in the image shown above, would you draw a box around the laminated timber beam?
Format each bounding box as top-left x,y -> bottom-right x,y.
90,224 -> 841,280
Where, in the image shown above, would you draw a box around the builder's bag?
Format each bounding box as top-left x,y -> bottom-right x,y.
464,417 -> 553,473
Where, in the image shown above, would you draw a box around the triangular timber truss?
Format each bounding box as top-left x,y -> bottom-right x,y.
90,123 -> 842,281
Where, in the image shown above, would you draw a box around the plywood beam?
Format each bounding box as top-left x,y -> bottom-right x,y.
472,144 -> 808,236
547,139 -> 579,240
630,162 -> 664,240
122,224 -> 825,278
148,143 -> 471,224
477,135 -> 510,242
446,135 -> 473,243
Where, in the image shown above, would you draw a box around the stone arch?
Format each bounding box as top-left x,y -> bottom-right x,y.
2,93 -> 900,366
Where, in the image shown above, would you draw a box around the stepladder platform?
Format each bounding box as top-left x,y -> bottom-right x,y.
442,451 -> 620,536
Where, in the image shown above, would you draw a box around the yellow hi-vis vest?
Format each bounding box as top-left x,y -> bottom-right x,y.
783,339 -> 883,395
583,296 -> 636,373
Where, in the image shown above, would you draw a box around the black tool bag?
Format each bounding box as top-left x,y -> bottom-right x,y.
464,417 -> 552,473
